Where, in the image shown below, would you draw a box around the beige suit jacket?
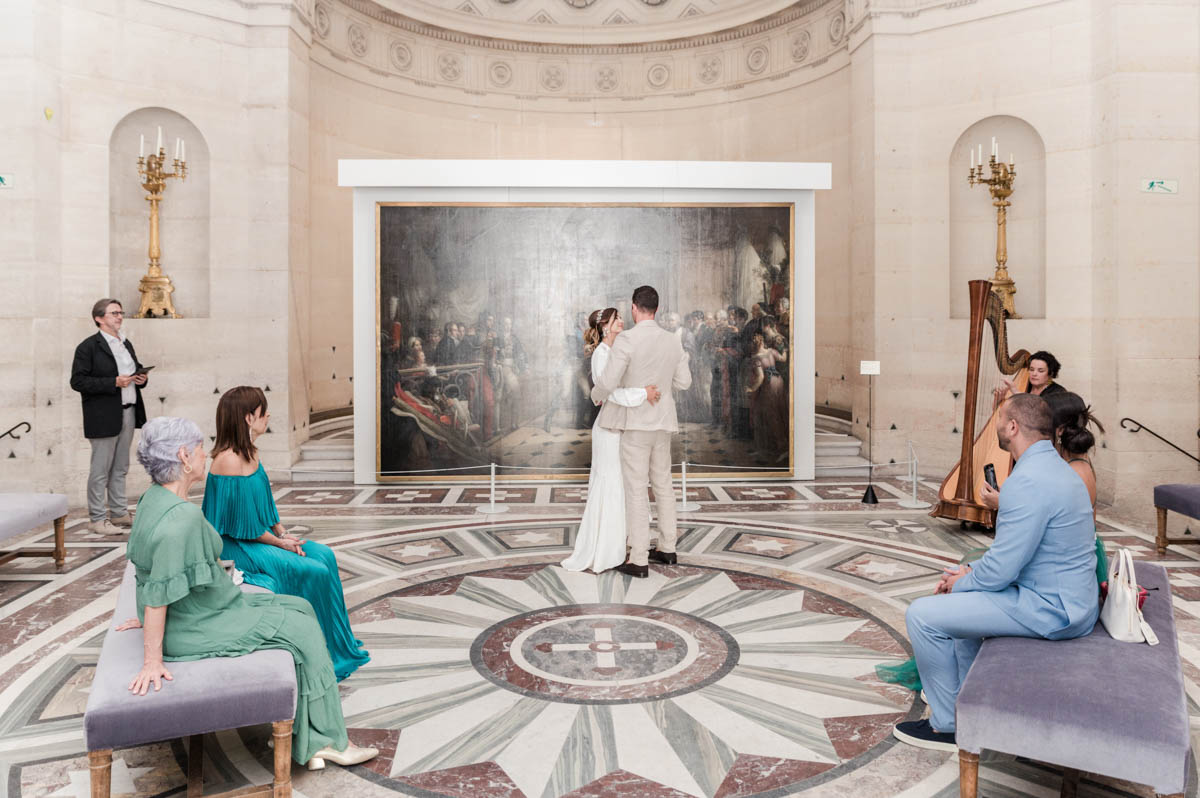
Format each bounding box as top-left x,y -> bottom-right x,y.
591,319 -> 692,432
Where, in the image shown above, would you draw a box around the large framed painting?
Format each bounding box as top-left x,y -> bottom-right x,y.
376,202 -> 795,481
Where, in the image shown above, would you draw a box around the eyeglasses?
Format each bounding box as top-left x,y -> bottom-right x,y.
107,310 -> 125,317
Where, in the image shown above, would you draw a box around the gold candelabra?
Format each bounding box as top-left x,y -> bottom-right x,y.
968,139 -> 1019,318
135,127 -> 188,318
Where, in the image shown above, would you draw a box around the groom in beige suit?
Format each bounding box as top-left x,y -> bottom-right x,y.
592,286 -> 692,578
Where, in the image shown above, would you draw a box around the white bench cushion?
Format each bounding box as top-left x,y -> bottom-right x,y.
0,494 -> 69,542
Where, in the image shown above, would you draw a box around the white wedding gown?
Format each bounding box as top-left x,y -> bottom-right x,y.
561,342 -> 646,572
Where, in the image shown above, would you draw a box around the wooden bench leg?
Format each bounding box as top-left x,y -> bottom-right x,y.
88,750 -> 112,798
1060,767 -> 1081,797
1157,507 -> 1169,556
53,515 -> 66,570
958,749 -> 979,798
187,734 -> 204,798
273,720 -> 294,798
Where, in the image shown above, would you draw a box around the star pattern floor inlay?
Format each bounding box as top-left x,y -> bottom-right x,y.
1,477 -> 1196,797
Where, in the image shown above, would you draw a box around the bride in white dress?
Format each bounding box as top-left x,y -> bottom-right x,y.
562,308 -> 660,573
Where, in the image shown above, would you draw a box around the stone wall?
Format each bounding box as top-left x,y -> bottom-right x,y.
1,0 -> 1195,525
0,0 -> 309,503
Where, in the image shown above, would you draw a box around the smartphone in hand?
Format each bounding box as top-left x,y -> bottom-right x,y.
134,365 -> 155,376
983,463 -> 999,490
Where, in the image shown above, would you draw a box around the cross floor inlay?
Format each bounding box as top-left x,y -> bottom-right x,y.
534,620 -> 674,675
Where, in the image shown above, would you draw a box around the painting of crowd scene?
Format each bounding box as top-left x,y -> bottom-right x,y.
377,203 -> 793,480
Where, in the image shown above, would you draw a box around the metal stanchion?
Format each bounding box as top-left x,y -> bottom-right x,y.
898,440 -> 931,509
475,462 -> 510,514
861,372 -> 878,504
678,461 -> 701,512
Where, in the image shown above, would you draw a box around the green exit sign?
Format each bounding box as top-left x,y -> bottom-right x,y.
1140,179 -> 1178,194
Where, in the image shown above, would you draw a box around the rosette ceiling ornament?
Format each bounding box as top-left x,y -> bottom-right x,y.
363,0 -> 832,45
320,0 -> 845,102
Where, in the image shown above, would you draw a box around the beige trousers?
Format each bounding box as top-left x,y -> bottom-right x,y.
620,429 -> 677,566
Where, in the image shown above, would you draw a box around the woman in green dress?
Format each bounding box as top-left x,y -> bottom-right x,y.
201,386 -> 369,680
119,416 -> 377,770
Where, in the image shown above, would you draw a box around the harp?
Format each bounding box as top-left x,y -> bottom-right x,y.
932,280 -> 1031,527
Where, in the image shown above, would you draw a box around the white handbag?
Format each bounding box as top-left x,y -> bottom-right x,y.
1099,547 -> 1159,646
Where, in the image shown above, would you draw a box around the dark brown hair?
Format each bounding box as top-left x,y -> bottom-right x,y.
1045,391 -> 1105,455
213,386 -> 268,463
1003,393 -> 1054,439
1028,350 -> 1062,379
584,307 -> 617,354
92,298 -> 121,327
632,285 -> 659,313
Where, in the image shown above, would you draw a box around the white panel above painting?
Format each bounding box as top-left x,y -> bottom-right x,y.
341,160 -> 830,484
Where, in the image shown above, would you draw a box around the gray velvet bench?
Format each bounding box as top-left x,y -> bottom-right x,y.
1155,483 -> 1200,555
84,562 -> 298,798
0,493 -> 68,570
956,561 -> 1190,798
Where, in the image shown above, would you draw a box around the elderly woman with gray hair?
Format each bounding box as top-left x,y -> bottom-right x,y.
117,417 -> 377,771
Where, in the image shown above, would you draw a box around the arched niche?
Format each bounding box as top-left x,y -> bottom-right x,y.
949,115 -> 1045,318
109,108 -> 210,317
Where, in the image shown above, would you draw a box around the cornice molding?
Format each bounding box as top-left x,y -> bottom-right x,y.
308,0 -> 856,107
340,0 -> 835,54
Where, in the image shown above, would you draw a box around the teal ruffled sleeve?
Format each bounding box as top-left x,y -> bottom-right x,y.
201,465 -> 281,541
134,504 -> 225,613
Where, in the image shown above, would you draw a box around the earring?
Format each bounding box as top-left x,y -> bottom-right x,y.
183,464 -> 193,475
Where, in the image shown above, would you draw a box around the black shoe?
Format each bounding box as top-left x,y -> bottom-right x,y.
892,720 -> 957,752
616,562 -> 649,578
648,550 -> 677,565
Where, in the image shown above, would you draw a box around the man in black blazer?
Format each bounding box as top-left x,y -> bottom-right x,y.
70,299 -> 148,535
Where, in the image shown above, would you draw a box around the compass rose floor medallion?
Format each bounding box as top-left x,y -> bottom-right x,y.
336,560 -> 922,797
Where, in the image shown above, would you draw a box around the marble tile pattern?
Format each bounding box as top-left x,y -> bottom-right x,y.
0,480 -> 1196,797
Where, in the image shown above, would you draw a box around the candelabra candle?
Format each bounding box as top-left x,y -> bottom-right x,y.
134,133 -> 189,319
967,146 -> 1020,318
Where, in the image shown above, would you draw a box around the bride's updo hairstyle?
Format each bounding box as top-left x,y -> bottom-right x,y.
584,307 -> 618,355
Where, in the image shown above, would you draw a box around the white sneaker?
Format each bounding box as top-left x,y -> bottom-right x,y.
88,520 -> 124,536
109,513 -> 133,528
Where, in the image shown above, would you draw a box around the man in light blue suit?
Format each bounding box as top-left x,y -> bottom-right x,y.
894,393 -> 1099,750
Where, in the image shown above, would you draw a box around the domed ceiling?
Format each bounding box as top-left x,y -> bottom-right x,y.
367,0 -> 821,45
315,0 -> 851,105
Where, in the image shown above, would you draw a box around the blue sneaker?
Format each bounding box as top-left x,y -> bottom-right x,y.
893,719 -> 957,752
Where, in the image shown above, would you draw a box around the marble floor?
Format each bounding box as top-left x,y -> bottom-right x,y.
1,476 -> 1197,797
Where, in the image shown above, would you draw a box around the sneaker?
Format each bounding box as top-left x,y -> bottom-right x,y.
109,513 -> 133,528
88,520 -> 125,536
893,719 -> 957,752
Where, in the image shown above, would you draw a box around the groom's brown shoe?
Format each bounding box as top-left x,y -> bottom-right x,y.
616,562 -> 649,578
648,550 -> 677,565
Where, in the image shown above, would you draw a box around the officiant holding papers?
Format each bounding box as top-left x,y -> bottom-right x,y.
70,298 -> 150,536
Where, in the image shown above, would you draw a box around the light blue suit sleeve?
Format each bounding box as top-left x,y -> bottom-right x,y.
953,474 -> 1050,593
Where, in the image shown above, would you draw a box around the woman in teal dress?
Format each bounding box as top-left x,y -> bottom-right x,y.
202,386 -> 369,680
120,416 -> 376,770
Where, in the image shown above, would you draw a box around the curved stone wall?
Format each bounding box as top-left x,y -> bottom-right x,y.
303,0 -> 858,414
301,0 -> 850,109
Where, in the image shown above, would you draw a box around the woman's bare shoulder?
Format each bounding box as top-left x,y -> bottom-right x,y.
209,449 -> 255,476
